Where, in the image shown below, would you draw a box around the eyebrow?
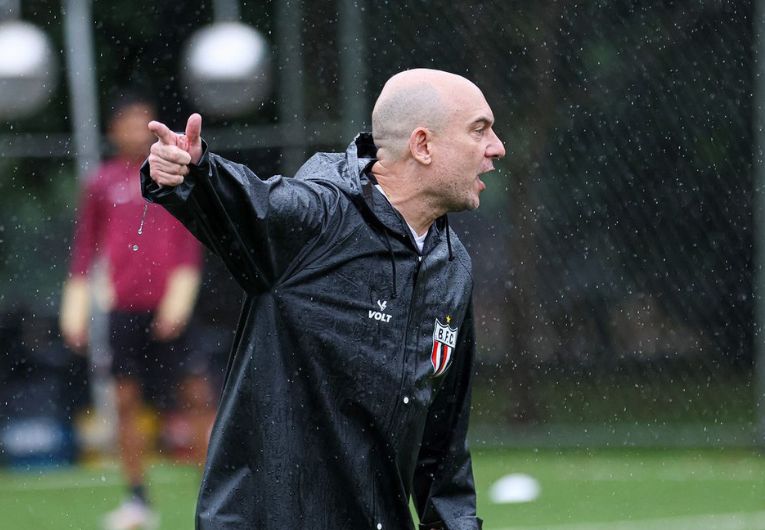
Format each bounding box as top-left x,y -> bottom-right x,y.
469,115 -> 494,128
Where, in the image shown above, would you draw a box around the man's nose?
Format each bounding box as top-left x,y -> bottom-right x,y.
487,129 -> 506,159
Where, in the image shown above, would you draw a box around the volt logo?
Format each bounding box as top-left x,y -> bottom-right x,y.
369,300 -> 392,323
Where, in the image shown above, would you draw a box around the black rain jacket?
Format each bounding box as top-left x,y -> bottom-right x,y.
140,133 -> 482,530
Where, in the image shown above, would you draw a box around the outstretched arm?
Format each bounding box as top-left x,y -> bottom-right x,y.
141,114 -> 333,294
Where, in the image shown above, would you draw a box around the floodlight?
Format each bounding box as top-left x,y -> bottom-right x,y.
0,20 -> 57,119
182,22 -> 271,117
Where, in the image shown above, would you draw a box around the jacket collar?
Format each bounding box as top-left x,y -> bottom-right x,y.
346,133 -> 411,243
346,133 -> 451,256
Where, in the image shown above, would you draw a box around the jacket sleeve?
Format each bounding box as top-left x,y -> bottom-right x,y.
140,143 -> 331,293
413,301 -> 482,530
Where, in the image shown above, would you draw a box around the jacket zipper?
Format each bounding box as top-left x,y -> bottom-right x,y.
386,253 -> 423,434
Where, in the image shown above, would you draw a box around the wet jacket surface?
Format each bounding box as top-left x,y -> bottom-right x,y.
140,133 -> 482,530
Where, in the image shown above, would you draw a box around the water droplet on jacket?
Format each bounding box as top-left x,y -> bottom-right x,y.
132,244 -> 139,251
136,203 -> 148,235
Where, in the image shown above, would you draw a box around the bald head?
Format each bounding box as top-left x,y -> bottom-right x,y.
372,69 -> 480,161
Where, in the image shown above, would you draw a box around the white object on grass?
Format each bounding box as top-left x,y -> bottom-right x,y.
103,498 -> 159,530
489,473 -> 541,504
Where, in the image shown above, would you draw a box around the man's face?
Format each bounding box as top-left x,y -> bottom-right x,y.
109,103 -> 156,160
431,86 -> 505,211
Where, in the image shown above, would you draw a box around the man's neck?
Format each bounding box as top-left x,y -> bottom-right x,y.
372,162 -> 439,236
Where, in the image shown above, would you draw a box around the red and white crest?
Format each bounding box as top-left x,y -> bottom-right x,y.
431,318 -> 458,377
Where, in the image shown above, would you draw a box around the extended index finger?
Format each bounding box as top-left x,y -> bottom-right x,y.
148,120 -> 177,145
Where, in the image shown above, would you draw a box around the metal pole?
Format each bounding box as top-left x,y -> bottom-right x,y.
338,0 -> 368,141
62,0 -> 100,181
0,0 -> 20,19
212,0 -> 240,21
275,0 -> 306,175
62,0 -> 115,448
754,0 -> 765,447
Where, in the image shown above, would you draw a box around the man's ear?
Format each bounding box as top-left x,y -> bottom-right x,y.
408,127 -> 433,165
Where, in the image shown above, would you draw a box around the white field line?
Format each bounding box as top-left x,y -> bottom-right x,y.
564,470 -> 760,482
501,462 -> 764,482
0,472 -> 182,492
494,510 -> 765,530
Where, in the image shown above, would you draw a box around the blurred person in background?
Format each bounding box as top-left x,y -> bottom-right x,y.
59,93 -> 215,530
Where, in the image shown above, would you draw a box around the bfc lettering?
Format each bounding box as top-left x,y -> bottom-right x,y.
435,326 -> 456,347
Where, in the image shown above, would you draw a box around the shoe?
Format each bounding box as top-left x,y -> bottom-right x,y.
102,499 -> 160,530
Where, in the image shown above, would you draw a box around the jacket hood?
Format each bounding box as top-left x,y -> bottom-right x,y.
291,131 -> 412,242
292,131 -> 457,266
292,132 -> 377,196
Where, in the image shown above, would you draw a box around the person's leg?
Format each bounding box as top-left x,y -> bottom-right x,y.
109,311 -> 156,501
178,373 -> 216,466
177,326 -> 222,467
147,327 -> 217,467
104,311 -> 159,530
114,375 -> 149,501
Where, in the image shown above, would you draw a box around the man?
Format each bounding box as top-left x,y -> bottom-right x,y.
60,95 -> 213,530
143,68 -> 505,529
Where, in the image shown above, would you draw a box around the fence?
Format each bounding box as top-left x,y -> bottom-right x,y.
0,0 -> 758,449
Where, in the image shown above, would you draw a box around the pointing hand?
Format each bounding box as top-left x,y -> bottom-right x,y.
147,113 -> 203,187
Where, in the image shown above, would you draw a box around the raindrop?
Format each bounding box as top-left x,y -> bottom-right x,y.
132,245 -> 139,252
137,203 -> 148,235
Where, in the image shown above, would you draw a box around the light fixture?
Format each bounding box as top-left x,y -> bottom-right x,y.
182,21 -> 271,118
0,20 -> 57,119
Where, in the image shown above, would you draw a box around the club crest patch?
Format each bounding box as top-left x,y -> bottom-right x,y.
431,316 -> 458,377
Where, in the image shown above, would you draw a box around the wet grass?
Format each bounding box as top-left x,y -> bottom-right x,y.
473,447 -> 765,528
0,461 -> 200,530
1,448 -> 764,529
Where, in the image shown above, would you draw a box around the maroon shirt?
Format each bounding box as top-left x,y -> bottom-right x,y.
69,157 -> 201,311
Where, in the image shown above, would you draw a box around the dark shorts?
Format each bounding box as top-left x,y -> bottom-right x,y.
109,310 -> 192,410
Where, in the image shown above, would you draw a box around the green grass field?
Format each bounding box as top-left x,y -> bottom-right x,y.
1,448 -> 764,529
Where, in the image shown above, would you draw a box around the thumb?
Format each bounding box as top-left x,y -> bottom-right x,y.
185,113 -> 202,146
184,113 -> 203,164
148,120 -> 178,145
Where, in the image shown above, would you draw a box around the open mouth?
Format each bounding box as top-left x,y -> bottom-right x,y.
479,163 -> 495,176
